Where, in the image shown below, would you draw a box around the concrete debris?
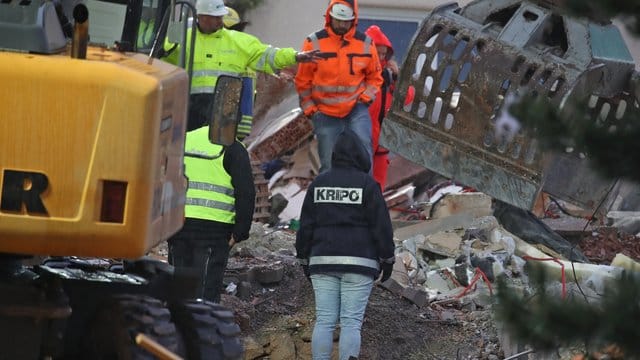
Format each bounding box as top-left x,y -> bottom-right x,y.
608,210 -> 640,236
268,193 -> 288,226
401,286 -> 429,307
394,213 -> 474,241
247,125 -> 640,303
611,253 -> 640,273
227,192 -> 636,314
430,192 -> 493,219
420,231 -> 463,258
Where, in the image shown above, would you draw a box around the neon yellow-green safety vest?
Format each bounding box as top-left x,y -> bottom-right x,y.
137,19 -> 155,49
184,126 -> 235,224
162,27 -> 297,95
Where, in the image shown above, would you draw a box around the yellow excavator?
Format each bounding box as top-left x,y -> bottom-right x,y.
0,0 -> 243,358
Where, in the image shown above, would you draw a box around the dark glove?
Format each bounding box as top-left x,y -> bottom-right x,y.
301,265 -> 311,282
379,262 -> 393,283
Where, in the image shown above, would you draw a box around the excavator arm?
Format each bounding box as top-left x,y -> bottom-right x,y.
380,0 -> 638,216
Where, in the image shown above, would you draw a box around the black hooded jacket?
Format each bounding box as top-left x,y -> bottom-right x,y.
295,128 -> 395,278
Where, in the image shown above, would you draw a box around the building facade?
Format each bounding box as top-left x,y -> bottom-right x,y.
245,0 -> 638,69
244,0 -> 467,63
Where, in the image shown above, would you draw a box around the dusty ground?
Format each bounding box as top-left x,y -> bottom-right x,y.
149,229 -> 501,359
219,248 -> 502,360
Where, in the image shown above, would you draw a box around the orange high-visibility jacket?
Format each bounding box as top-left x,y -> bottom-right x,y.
295,0 -> 383,118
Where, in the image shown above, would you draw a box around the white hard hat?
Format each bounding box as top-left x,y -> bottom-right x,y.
196,0 -> 228,16
329,3 -> 354,21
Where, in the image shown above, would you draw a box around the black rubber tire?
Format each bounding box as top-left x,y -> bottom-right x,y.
82,294 -> 184,360
170,299 -> 243,360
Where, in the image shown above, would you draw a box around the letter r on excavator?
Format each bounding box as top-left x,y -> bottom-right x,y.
1,170 -> 49,216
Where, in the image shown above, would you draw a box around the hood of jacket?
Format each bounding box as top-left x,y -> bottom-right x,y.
365,25 -> 394,63
324,0 -> 358,38
331,128 -> 371,173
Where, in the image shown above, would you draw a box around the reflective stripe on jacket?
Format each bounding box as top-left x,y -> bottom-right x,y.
163,27 -> 297,95
294,0 -> 383,118
184,126 -> 235,224
309,256 -> 380,271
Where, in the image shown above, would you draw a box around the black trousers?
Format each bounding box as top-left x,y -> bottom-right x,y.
167,218 -> 232,302
187,94 -> 214,131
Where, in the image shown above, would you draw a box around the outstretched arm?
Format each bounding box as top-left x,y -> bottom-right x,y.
294,38 -> 320,116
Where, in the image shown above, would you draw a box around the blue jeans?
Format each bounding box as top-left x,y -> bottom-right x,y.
311,103 -> 373,174
311,273 -> 374,360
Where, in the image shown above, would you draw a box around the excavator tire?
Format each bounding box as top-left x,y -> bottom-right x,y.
170,299 -> 243,360
82,294 -> 184,360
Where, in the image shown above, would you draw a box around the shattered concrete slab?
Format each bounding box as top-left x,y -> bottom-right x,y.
541,216 -> 595,239
420,231 -> 463,258
393,213 -> 474,242
431,192 -> 493,219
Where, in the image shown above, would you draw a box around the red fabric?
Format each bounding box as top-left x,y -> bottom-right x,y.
365,25 -> 394,191
369,84 -> 393,151
373,149 -> 389,191
365,25 -> 393,62
404,85 -> 415,106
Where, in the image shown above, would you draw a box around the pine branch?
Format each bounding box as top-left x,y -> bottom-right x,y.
495,268 -> 640,357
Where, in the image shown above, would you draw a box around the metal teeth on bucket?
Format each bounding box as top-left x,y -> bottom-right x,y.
381,1 -> 636,213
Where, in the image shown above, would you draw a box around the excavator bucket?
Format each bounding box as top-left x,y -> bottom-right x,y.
381,0 -> 636,213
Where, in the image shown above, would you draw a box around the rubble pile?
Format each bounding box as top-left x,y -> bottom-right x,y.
196,72 -> 640,359
216,188 -> 640,359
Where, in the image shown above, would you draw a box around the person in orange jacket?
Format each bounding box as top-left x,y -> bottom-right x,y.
295,0 -> 383,173
364,25 -> 396,192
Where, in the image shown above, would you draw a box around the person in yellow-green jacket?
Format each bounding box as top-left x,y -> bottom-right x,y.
167,125 -> 255,302
162,0 -> 320,133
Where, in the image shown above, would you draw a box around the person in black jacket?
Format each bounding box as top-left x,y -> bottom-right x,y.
296,128 -> 395,360
168,126 -> 255,303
